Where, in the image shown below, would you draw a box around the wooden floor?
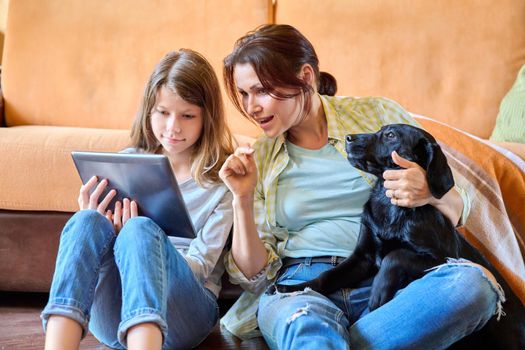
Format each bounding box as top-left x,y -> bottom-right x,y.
0,292 -> 268,350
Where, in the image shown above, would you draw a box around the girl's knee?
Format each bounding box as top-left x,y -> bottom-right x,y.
70,209 -> 108,228
72,209 -> 99,220
114,217 -> 164,251
63,210 -> 114,242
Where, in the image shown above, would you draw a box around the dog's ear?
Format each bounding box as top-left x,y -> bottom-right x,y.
424,140 -> 455,199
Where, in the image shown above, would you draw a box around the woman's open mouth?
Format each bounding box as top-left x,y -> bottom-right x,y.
257,116 -> 274,126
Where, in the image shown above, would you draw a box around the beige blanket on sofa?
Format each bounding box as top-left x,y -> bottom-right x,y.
417,116 -> 525,305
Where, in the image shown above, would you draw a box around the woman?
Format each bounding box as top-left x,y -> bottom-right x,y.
219,24 -> 501,349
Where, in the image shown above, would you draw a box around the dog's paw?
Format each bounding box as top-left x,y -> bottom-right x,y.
368,292 -> 382,311
368,286 -> 396,310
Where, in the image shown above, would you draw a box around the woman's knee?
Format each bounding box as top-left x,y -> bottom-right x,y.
439,264 -> 500,321
258,293 -> 306,329
258,290 -> 350,348
258,290 -> 347,332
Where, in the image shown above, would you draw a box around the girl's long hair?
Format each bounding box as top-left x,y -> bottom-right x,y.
130,49 -> 233,186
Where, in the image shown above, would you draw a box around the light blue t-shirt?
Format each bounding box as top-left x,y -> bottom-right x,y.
276,141 -> 371,258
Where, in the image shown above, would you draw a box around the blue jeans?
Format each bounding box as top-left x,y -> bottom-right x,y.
41,210 -> 219,349
258,257 -> 500,350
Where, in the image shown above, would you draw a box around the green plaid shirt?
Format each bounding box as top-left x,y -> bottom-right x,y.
221,95 -> 470,339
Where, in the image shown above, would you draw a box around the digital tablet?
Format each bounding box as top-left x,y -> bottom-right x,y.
71,151 -> 196,238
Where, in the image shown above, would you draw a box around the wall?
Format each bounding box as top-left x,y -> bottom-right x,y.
2,0 -> 265,137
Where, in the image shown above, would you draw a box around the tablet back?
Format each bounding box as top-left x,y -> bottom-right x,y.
71,151 -> 196,238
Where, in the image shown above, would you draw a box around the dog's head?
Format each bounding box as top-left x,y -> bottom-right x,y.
345,124 -> 454,199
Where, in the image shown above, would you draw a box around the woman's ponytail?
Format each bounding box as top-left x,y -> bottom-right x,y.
318,71 -> 337,96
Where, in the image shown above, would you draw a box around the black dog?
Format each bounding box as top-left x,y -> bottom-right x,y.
276,124 -> 525,349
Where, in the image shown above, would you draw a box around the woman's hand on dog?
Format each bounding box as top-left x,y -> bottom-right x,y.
383,151 -> 433,208
219,146 -> 257,200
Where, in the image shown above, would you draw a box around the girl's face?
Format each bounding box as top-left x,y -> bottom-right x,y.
234,63 -> 303,138
151,86 -> 204,159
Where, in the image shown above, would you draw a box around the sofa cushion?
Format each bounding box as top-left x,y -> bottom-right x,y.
0,126 -> 130,211
0,126 -> 252,212
276,0 -> 525,139
2,0 -> 265,137
490,64 -> 525,144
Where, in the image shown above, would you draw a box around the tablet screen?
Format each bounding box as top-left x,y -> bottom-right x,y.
71,151 -> 196,238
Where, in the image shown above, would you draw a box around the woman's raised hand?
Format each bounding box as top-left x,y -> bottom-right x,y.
219,146 -> 257,199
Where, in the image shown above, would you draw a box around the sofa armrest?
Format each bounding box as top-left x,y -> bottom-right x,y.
490,140 -> 525,161
0,67 -> 4,127
0,87 -> 4,127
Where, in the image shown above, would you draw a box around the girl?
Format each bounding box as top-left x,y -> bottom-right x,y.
219,24 -> 501,349
41,49 -> 234,350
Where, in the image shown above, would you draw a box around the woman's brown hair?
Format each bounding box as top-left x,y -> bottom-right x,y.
130,49 -> 233,186
223,24 -> 337,120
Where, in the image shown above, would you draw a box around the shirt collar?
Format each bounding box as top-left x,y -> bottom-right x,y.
319,94 -> 347,143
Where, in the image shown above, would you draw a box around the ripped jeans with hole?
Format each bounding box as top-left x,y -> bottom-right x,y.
257,257 -> 500,350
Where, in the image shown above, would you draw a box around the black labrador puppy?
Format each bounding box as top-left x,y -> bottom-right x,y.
276,124 -> 525,349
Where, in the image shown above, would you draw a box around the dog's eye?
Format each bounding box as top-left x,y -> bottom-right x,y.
385,131 -> 396,139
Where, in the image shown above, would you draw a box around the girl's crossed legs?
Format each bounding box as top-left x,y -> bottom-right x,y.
41,210 -> 218,349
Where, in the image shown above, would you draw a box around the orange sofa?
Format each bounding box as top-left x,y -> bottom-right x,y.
0,0 -> 267,292
1,0 -> 524,345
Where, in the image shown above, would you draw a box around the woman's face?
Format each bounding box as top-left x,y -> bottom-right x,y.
150,86 -> 204,159
234,63 -> 303,138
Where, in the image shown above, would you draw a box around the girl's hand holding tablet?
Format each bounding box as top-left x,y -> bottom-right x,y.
77,175 -> 137,232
